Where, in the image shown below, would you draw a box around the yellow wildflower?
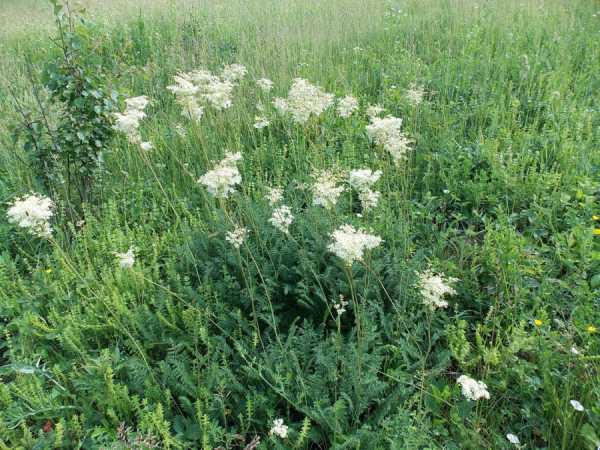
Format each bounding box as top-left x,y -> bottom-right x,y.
45,268 -> 52,274
593,228 -> 600,236
534,319 -> 543,327
586,325 -> 597,334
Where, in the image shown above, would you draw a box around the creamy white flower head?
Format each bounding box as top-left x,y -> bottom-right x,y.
312,170 -> 345,210
125,95 -> 150,111
348,169 -> 382,191
269,205 -> 294,234
221,64 -> 247,83
226,226 -> 248,249
418,269 -> 458,309
266,186 -> 284,206
506,434 -> 520,445
7,193 -> 54,238
175,124 -> 187,137
257,78 -> 274,92
178,96 -> 204,122
337,95 -> 359,118
457,375 -> 490,401
115,247 -> 135,269
113,95 -> 150,144
366,104 -> 385,118
405,83 -> 425,106
328,224 -> 382,265
140,141 -> 153,151
272,97 -> 288,114
570,346 -> 581,355
366,115 -> 412,163
167,73 -> 199,97
269,418 -> 288,439
277,78 -> 334,124
202,79 -> 234,110
334,295 -> 349,317
254,116 -> 270,129
358,189 -> 380,211
198,152 -> 243,199
570,400 -> 584,411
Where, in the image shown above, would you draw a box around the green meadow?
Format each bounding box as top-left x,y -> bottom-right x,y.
0,0 -> 599,448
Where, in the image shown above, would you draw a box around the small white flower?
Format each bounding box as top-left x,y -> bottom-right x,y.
221,63 -> 247,83
405,83 -> 425,106
366,104 -> 385,118
140,141 -> 153,151
328,224 -> 382,265
269,418 -> 288,439
334,295 -> 349,317
175,124 -> 187,137
269,205 -> 294,234
348,169 -> 382,191
266,187 -> 284,206
457,375 -> 490,401
358,189 -> 380,210
418,269 -> 458,309
570,400 -> 584,412
312,170 -> 345,210
226,226 -> 248,249
366,115 -> 413,164
199,152 -> 243,199
570,346 -> 581,355
257,78 -> 274,92
115,247 -> 135,269
275,78 -> 334,124
506,434 -> 520,445
7,193 -> 54,238
337,95 -> 359,118
253,116 -> 270,129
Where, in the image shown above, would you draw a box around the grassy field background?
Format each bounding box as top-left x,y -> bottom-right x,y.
0,0 -> 599,448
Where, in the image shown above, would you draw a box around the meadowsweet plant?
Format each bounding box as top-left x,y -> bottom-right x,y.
269,205 -> 294,234
349,168 -> 382,211
273,78 -> 334,124
328,224 -> 382,265
366,115 -> 413,164
114,247 -> 135,268
256,77 -> 274,92
6,193 -> 54,237
113,95 -> 151,149
404,83 -> 425,106
336,95 -> 359,118
226,226 -> 248,249
418,269 -> 458,309
311,169 -> 345,209
457,375 -> 490,401
198,151 -> 243,199
167,64 -> 246,120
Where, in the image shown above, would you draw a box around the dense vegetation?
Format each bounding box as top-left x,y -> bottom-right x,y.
0,0 -> 599,448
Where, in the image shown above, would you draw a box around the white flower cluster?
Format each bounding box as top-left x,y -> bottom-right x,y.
167,64 -> 246,120
366,115 -> 413,164
198,152 -> 243,199
253,116 -> 270,129
418,269 -> 458,309
226,226 -> 248,249
7,193 -> 54,238
269,418 -> 288,438
328,224 -> 382,265
405,83 -> 425,106
334,295 -> 349,317
269,205 -> 294,234
273,78 -> 334,124
312,170 -> 345,209
337,95 -> 359,118
457,375 -> 490,401
265,186 -> 284,206
366,104 -> 385,118
349,169 -> 382,211
115,247 -> 135,269
256,77 -> 274,92
113,95 -> 151,149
